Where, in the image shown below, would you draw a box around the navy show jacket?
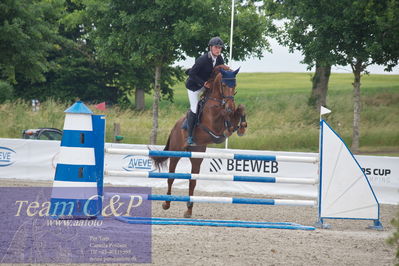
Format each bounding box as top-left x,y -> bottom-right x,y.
185,52 -> 224,92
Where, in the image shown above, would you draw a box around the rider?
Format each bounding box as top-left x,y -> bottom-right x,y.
185,36 -> 225,145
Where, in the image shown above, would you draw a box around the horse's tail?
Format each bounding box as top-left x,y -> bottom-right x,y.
150,134 -> 171,170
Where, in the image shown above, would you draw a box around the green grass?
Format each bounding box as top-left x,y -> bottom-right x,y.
1,72 -> 398,154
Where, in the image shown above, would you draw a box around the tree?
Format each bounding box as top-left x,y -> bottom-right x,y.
310,64 -> 331,108
0,80 -> 13,103
336,0 -> 399,152
264,1 -> 341,111
10,0 -> 122,103
85,0 -> 271,144
176,0 -> 271,61
83,0 -> 189,143
14,45 -> 120,103
264,0 -> 399,152
0,0 -> 64,85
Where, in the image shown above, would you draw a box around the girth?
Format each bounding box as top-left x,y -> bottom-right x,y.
198,124 -> 226,144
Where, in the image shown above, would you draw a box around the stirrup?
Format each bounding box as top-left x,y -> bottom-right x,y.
186,136 -> 196,146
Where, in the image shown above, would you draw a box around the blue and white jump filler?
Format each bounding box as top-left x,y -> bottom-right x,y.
50,101 -> 105,218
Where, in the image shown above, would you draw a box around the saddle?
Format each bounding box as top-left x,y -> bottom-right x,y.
181,97 -> 206,129
181,97 -> 226,144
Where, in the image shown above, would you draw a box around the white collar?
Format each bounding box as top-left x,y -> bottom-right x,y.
208,51 -> 217,61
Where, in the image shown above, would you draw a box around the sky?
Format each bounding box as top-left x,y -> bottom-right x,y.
175,38 -> 399,75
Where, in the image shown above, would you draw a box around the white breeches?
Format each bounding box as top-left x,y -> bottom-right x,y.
187,87 -> 205,113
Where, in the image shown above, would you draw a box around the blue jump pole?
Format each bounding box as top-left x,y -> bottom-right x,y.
104,193 -> 316,207
105,148 -> 318,163
115,216 -> 315,230
105,170 -> 318,185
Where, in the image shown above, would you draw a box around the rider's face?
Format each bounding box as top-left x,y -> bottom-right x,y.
210,46 -> 222,57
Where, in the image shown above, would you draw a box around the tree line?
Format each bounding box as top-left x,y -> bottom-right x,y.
1,0 -> 398,149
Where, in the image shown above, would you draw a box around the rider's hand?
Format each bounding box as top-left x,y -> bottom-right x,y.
204,81 -> 211,89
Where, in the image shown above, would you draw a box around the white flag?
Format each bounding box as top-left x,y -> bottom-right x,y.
320,106 -> 331,115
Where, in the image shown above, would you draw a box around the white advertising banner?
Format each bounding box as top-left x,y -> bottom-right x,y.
0,138 -> 398,205
355,155 -> 399,206
0,138 -> 59,181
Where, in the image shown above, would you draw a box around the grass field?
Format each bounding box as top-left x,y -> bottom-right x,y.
1,72 -> 398,155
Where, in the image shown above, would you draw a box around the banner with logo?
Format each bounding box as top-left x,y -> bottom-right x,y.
0,139 -> 59,181
0,138 -> 398,204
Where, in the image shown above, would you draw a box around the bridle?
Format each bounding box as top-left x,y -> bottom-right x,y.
198,69 -> 243,139
206,75 -> 236,106
220,77 -> 236,104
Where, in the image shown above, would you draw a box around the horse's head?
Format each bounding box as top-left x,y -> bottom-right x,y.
211,65 -> 240,114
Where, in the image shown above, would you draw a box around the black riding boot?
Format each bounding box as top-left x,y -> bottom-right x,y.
186,111 -> 197,145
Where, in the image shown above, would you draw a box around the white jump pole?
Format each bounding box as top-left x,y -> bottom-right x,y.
316,106 -> 331,228
105,148 -> 318,163
105,170 -> 318,185
225,0 -> 235,150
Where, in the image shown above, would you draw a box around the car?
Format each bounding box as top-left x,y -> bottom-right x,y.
22,128 -> 63,141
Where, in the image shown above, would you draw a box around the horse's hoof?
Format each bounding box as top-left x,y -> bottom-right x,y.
184,211 -> 192,218
237,128 -> 246,136
162,202 -> 170,210
223,131 -> 232,138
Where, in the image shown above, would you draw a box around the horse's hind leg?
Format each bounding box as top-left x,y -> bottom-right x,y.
162,157 -> 180,210
161,178 -> 174,210
184,157 -> 203,218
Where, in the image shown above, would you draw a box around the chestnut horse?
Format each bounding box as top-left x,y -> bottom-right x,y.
152,65 -> 247,218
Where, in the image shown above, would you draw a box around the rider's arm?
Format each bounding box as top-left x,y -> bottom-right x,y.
188,55 -> 207,87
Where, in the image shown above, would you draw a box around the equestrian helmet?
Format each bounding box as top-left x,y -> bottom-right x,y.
208,37 -> 224,48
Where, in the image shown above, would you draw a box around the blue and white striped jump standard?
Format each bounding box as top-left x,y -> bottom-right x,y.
105,148 -> 318,163
104,193 -> 316,207
104,170 -> 318,185
115,216 -> 316,230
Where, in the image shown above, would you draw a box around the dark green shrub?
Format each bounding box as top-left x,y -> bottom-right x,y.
0,80 -> 13,103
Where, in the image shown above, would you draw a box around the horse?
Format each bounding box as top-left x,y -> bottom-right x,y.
152,65 -> 247,218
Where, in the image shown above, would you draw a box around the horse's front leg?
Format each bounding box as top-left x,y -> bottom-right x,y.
235,104 -> 247,136
221,109 -> 235,137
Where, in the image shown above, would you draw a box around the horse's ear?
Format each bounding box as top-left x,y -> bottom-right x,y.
233,67 -> 240,75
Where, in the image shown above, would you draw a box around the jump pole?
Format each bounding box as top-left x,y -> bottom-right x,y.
105,170 -> 318,185
115,216 -> 315,230
105,148 -> 318,163
104,192 -> 316,206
